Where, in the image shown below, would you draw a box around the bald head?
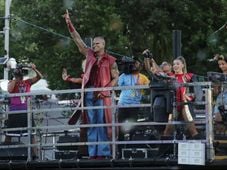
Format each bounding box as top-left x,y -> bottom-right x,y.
93,37 -> 106,53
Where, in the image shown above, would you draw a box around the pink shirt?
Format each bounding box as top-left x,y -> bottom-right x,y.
9,79 -> 32,110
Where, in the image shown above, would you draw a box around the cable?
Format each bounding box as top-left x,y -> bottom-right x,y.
212,23 -> 227,34
13,17 -> 71,40
11,16 -> 127,58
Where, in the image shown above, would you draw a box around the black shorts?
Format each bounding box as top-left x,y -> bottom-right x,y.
5,112 -> 35,135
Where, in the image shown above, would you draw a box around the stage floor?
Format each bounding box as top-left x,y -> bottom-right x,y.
0,157 -> 227,170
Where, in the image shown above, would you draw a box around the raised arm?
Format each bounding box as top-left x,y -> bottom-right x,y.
62,68 -> 82,84
64,10 -> 88,56
143,49 -> 162,74
30,63 -> 43,84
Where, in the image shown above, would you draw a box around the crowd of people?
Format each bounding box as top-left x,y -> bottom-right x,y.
3,10 -> 227,160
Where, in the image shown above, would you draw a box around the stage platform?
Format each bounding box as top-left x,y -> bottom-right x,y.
0,157 -> 227,170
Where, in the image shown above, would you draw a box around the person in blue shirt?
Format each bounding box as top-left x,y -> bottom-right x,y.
117,57 -> 149,155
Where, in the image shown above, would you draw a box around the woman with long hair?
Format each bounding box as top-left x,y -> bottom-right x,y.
163,56 -> 199,139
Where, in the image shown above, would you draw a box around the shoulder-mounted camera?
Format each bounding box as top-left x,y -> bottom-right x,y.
119,56 -> 137,74
12,63 -> 31,78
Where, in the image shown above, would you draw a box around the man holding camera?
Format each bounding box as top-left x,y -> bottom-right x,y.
117,57 -> 149,156
5,63 -> 42,157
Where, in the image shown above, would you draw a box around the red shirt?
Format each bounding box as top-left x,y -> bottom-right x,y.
168,73 -> 193,111
83,49 -> 116,89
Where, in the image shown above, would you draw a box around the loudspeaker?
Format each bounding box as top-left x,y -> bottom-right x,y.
122,148 -> 159,159
56,134 -> 79,151
55,151 -> 79,160
130,127 -> 159,148
0,142 -> 27,160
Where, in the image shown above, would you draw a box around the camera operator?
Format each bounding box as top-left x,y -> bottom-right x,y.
117,56 -> 149,156
5,63 -> 42,158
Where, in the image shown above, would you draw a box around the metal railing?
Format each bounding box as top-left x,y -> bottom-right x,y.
0,82 -> 214,163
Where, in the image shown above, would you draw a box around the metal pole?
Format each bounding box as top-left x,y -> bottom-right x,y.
27,97 -> 32,161
3,0 -> 12,80
205,85 -> 215,162
172,30 -> 182,58
111,90 -> 116,159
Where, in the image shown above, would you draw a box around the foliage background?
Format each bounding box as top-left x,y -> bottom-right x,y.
0,0 -> 227,89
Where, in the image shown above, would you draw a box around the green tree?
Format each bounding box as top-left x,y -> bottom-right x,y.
1,0 -> 227,88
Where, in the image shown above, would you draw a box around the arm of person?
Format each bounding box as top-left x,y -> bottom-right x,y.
64,10 -> 88,56
143,49 -> 162,74
144,57 -> 152,73
8,80 -> 17,93
30,64 -> 43,84
109,62 -> 119,86
151,58 -> 162,73
62,68 -> 82,84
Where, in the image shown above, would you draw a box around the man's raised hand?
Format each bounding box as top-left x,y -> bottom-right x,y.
63,9 -> 75,33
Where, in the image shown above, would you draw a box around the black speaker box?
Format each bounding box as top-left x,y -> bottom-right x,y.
122,148 -> 159,159
56,134 -> 79,151
0,142 -> 27,160
55,151 -> 79,160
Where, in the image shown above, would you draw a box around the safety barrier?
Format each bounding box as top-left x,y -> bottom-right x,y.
0,82 -> 214,165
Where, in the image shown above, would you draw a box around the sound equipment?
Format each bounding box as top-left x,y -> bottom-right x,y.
56,134 -> 79,151
130,127 -> 158,148
122,148 -> 158,159
55,133 -> 80,159
55,151 -> 79,160
0,142 -> 27,160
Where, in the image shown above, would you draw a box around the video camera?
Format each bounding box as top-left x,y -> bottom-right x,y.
12,63 -> 32,77
119,56 -> 137,74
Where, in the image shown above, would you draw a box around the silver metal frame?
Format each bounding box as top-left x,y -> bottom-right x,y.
0,82 -> 214,163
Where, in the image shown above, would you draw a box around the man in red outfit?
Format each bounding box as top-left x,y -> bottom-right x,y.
64,10 -> 119,159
